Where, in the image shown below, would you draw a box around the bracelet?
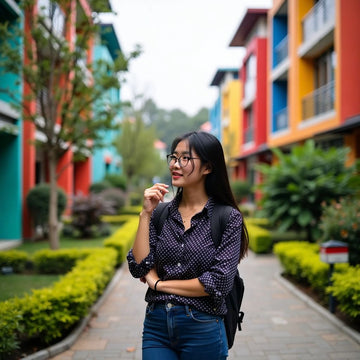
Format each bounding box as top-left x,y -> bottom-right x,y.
154,279 -> 161,292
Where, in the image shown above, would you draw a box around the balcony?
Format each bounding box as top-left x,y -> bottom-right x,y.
302,80 -> 335,121
244,126 -> 254,144
242,80 -> 256,109
274,107 -> 288,132
274,35 -> 288,67
298,0 -> 335,58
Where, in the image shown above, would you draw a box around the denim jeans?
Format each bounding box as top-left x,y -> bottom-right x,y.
142,302 -> 228,360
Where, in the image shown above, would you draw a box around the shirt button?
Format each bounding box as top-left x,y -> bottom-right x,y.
181,244 -> 184,248
177,263 -> 181,267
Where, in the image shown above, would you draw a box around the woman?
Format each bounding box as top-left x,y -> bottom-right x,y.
127,131 -> 249,360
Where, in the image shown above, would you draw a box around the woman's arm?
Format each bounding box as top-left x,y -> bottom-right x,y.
132,183 -> 169,263
145,269 -> 209,297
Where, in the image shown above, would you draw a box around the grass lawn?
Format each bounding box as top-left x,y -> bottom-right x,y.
1,225 -> 121,301
0,274 -> 61,302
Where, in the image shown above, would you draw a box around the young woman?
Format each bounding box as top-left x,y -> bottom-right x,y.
127,131 -> 249,360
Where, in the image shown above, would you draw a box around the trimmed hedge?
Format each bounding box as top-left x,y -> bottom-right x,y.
0,250 -> 29,273
103,215 -> 139,265
274,241 -> 359,319
247,222 -> 272,253
32,249 -> 92,274
0,248 -> 117,357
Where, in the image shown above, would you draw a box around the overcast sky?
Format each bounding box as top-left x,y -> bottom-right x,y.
104,0 -> 272,116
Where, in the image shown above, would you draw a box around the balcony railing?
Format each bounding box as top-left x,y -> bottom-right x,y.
302,80 -> 335,120
274,35 -> 288,67
274,107 -> 288,131
302,0 -> 335,43
244,126 -> 254,144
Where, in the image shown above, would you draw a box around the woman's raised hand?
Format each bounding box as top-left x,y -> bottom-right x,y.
142,183 -> 169,214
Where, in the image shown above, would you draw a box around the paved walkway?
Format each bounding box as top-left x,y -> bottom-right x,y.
45,251 -> 360,360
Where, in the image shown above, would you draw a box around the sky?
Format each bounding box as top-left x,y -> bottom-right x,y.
103,0 -> 272,116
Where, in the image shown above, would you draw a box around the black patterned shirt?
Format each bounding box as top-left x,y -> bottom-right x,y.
127,196 -> 243,315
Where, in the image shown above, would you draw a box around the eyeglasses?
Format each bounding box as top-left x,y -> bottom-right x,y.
166,154 -> 200,167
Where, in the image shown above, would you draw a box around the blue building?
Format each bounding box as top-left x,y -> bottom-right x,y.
0,0 -> 23,243
92,23 -> 123,184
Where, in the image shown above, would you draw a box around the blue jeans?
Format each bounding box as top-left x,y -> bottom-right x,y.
142,302 -> 228,360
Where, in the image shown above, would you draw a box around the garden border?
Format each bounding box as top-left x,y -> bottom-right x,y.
275,271 -> 360,346
22,266 -> 125,360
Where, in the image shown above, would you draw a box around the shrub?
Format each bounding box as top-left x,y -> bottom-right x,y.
26,184 -> 67,237
0,248 -> 117,357
104,215 -> 139,265
231,180 -> 252,203
256,140 -> 357,242
0,250 -> 29,273
247,223 -> 272,253
32,249 -> 90,274
100,187 -> 127,213
104,174 -> 127,190
71,194 -> 116,238
327,266 -> 360,318
319,196 -> 360,265
0,301 -> 23,359
89,180 -> 112,194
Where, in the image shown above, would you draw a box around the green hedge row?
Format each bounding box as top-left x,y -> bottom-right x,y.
274,241 -> 360,319
104,215 -> 139,265
246,222 -> 272,253
0,248 -> 117,358
0,250 -> 29,273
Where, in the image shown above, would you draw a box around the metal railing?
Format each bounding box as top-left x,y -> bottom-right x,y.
244,126 -> 254,144
302,80 -> 335,120
274,107 -> 288,131
274,35 -> 288,67
302,0 -> 335,43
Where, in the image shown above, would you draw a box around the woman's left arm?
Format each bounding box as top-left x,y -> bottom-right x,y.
145,268 -> 209,297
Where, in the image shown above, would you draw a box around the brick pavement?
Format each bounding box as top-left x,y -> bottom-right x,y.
45,251 -> 360,360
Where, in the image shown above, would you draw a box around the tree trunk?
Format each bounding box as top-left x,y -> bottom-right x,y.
48,150 -> 60,250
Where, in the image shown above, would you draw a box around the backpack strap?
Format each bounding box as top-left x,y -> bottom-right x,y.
211,204 -> 233,248
153,202 -> 170,236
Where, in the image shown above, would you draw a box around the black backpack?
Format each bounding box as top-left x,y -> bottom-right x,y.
153,202 -> 244,349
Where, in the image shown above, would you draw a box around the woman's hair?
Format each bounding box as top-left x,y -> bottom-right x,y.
170,131 -> 249,260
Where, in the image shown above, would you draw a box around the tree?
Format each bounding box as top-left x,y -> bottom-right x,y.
0,0 -> 140,249
256,140 -> 357,242
115,114 -> 167,202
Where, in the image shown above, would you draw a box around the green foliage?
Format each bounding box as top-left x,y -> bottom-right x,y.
99,187 -> 127,213
274,241 -> 359,319
257,140 -> 357,241
115,116 -> 167,187
0,250 -> 29,273
319,196 -> 360,265
104,215 -> 139,265
71,194 -> 116,238
247,223 -> 272,253
104,174 -> 127,190
32,249 -> 90,274
0,248 -> 117,357
230,180 -> 252,203
89,180 -> 112,194
0,301 -> 23,359
327,266 -> 360,318
26,183 -> 67,229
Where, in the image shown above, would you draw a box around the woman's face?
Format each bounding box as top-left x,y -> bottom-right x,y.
169,140 -> 210,188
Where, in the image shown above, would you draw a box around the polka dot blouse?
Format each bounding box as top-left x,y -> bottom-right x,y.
127,196 -> 243,316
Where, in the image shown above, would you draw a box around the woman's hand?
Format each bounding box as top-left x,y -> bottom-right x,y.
142,183 -> 169,214
144,268 -> 160,290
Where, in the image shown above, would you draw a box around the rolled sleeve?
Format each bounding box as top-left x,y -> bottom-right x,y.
127,214 -> 158,278
198,209 -> 242,303
127,249 -> 155,278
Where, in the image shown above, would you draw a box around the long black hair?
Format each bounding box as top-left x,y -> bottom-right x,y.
170,131 -> 249,260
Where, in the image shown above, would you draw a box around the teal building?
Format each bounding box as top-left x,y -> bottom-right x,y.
92,23 -> 123,184
0,0 -> 23,242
